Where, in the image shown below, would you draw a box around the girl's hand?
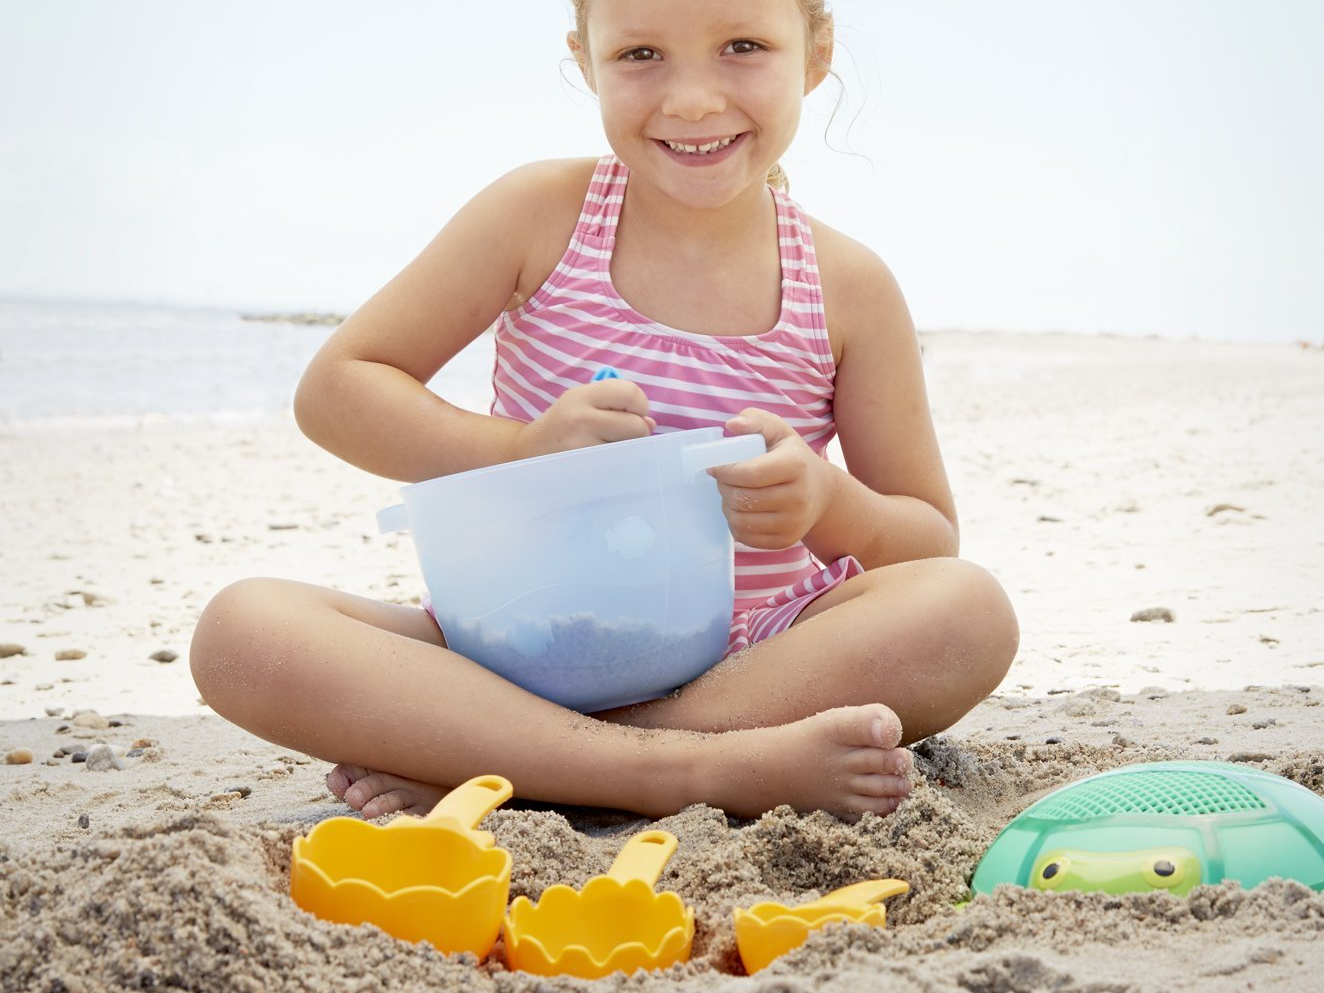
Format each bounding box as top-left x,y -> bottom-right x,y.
709,408 -> 837,550
516,378 -> 655,459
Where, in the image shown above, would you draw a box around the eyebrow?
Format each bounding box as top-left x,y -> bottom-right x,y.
594,14 -> 783,46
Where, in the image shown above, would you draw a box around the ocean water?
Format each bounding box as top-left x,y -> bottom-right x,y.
0,298 -> 495,424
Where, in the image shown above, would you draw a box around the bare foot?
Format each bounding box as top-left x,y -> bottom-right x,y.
326,763 -> 449,819
689,704 -> 913,821
324,704 -> 911,822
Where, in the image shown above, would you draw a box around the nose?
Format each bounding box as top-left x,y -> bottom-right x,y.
661,62 -> 725,122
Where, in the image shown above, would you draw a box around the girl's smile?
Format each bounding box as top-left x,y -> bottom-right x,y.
655,131 -> 748,165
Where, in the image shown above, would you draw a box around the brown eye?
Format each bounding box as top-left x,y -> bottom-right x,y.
1152,860 -> 1175,877
726,40 -> 763,55
622,47 -> 659,62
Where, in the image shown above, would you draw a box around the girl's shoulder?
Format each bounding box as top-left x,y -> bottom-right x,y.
493,156 -> 601,191
479,157 -> 600,227
480,158 -> 601,309
806,215 -> 913,354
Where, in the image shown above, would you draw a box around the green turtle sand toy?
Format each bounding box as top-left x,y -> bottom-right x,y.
971,760 -> 1324,897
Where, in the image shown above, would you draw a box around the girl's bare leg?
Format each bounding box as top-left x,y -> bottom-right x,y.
189,579 -> 920,821
604,556 -> 1019,743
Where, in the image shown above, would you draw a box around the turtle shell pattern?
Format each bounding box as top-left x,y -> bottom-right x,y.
971,760 -> 1324,896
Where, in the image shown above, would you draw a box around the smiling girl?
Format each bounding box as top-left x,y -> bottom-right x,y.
190,0 -> 1018,822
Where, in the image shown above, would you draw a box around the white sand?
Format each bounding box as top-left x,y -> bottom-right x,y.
2,331 -> 1319,719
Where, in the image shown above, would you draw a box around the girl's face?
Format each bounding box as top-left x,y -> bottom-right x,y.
571,0 -> 829,211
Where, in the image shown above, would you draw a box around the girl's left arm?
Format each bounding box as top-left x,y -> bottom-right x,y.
821,230 -> 959,566
714,229 -> 958,569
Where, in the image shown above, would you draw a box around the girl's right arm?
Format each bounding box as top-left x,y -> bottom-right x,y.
293,160 -> 651,482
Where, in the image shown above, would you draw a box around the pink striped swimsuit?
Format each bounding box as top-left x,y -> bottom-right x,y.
491,155 -> 862,658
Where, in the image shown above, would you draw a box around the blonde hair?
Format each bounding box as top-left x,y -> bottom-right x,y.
568,0 -> 833,192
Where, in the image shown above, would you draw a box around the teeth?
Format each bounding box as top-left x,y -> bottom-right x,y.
664,135 -> 736,155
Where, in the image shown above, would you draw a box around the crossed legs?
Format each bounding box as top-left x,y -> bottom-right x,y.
190,556 -> 1016,820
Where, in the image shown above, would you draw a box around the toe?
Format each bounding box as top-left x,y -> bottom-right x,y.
824,704 -> 903,750
851,772 -> 912,801
343,771 -> 394,811
846,746 -> 913,779
326,763 -> 368,800
360,788 -> 420,820
885,748 -> 914,777
868,707 -> 903,749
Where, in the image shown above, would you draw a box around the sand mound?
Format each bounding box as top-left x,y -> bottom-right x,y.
5,733 -> 1324,993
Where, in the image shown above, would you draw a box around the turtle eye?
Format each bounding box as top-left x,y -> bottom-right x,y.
1030,853 -> 1071,890
1142,854 -> 1188,889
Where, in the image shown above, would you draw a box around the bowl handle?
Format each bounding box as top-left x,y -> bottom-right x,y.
680,433 -> 766,480
376,503 -> 409,533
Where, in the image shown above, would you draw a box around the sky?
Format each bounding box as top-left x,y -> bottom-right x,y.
1,0 -> 1321,343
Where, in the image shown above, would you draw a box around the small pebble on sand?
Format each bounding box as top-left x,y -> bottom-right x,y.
1058,699 -> 1096,718
0,643 -> 27,658
1227,703 -> 1249,715
1130,607 -> 1175,623
55,649 -> 87,661
84,744 -> 125,772
150,650 -> 179,663
71,710 -> 110,729
5,748 -> 34,765
45,706 -> 64,717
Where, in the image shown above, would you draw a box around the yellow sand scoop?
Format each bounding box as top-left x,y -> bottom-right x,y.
733,878 -> 910,973
290,774 -> 513,957
503,829 -> 695,979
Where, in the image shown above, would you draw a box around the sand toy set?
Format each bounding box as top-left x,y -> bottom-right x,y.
289,762 -> 1324,978
290,776 -> 908,977
972,761 -> 1324,896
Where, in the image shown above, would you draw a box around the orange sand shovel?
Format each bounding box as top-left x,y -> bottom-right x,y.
290,774 -> 513,957
503,829 -> 695,979
733,878 -> 910,973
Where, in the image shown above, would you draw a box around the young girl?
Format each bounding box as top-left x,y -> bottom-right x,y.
191,0 -> 1018,822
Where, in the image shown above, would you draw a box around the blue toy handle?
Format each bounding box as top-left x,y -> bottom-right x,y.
590,366 -> 621,382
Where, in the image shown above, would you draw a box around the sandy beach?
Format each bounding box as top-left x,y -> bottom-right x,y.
2,330 -> 1322,991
